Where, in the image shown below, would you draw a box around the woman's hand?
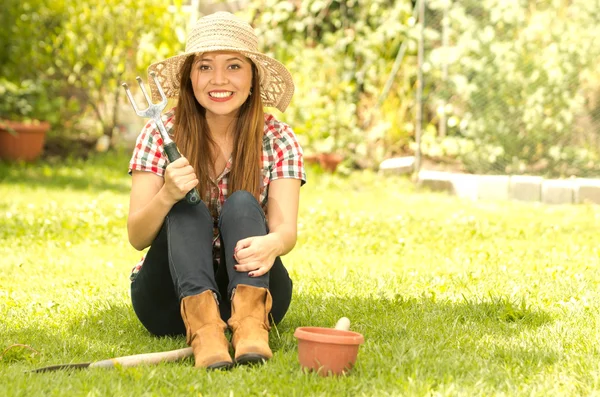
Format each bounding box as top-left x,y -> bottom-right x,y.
162,157 -> 199,204
233,234 -> 284,277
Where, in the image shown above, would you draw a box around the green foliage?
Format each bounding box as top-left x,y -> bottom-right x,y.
2,155 -> 600,394
0,3 -> 63,124
245,0 -> 416,161
0,79 -> 61,123
4,0 -> 600,173
1,0 -> 185,140
278,46 -> 362,155
243,0 -> 600,175
426,0 -> 600,176
1,1 -> 69,126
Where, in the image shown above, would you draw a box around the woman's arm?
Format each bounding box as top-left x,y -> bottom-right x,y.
264,178 -> 302,256
127,158 -> 199,251
127,171 -> 170,251
233,178 -> 301,277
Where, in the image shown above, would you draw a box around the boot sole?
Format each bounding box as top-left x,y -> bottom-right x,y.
207,361 -> 235,370
235,354 -> 269,366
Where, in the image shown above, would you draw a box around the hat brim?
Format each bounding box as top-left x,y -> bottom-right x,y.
147,47 -> 294,113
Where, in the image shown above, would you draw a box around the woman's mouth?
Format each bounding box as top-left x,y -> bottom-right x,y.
209,91 -> 234,102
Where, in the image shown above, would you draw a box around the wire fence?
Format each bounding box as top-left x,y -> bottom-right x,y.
419,0 -> 600,177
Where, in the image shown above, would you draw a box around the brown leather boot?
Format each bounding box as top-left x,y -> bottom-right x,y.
180,290 -> 234,369
227,284 -> 273,365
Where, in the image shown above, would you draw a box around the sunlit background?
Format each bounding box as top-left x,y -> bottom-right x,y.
2,0 -> 600,177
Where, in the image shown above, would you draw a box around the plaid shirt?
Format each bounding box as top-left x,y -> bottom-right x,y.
128,108 -> 306,280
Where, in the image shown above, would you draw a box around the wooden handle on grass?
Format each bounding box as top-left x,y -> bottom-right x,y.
88,347 -> 193,369
334,317 -> 351,331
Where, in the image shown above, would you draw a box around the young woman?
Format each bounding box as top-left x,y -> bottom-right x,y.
127,12 -> 305,370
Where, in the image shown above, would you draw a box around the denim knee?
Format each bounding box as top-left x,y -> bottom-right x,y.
219,190 -> 264,226
169,200 -> 212,227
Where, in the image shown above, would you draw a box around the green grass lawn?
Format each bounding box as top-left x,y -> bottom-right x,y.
1,151 -> 600,396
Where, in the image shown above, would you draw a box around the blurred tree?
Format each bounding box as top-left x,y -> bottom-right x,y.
1,0 -> 186,151
425,0 -> 600,176
244,0 -> 417,169
242,0 -> 600,176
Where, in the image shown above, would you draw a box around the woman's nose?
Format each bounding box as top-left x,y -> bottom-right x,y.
211,68 -> 228,85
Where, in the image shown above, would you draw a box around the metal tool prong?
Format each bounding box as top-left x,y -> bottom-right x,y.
122,76 -> 167,120
121,82 -> 143,115
136,76 -> 154,109
149,71 -> 169,107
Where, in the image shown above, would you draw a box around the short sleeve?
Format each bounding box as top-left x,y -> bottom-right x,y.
269,122 -> 307,185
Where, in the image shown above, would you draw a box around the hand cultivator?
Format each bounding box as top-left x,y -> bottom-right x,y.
122,72 -> 201,206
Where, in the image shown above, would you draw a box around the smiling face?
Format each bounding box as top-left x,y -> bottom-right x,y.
190,51 -> 254,119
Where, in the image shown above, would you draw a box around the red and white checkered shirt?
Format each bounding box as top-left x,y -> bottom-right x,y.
128,108 -> 306,280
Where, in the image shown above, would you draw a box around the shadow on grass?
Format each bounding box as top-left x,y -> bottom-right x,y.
280,292 -> 554,341
9,293 -> 555,382
0,150 -> 132,194
275,293 -> 557,383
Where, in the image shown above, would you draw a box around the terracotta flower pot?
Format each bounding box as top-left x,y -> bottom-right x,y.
294,326 -> 365,376
0,120 -> 50,162
318,152 -> 343,173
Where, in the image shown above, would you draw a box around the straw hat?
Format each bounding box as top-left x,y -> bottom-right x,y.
147,11 -> 294,113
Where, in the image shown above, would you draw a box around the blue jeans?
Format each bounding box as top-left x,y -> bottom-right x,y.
130,190 -> 293,337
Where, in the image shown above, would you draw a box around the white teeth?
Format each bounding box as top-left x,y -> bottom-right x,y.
209,91 -> 233,98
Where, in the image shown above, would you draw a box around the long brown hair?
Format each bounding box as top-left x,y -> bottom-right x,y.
172,55 -> 264,205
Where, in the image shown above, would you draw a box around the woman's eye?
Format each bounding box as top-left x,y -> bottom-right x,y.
199,65 -> 210,71
229,64 -> 241,70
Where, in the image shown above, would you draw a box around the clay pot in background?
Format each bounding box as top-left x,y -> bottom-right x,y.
0,121 -> 50,162
304,152 -> 344,173
318,153 -> 343,173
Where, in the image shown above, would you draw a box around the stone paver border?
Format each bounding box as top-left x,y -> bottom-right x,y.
414,170 -> 600,205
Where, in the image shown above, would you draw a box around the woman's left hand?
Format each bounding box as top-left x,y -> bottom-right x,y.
233,234 -> 283,277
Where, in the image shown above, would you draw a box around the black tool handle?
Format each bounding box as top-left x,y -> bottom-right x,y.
163,142 -> 201,206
